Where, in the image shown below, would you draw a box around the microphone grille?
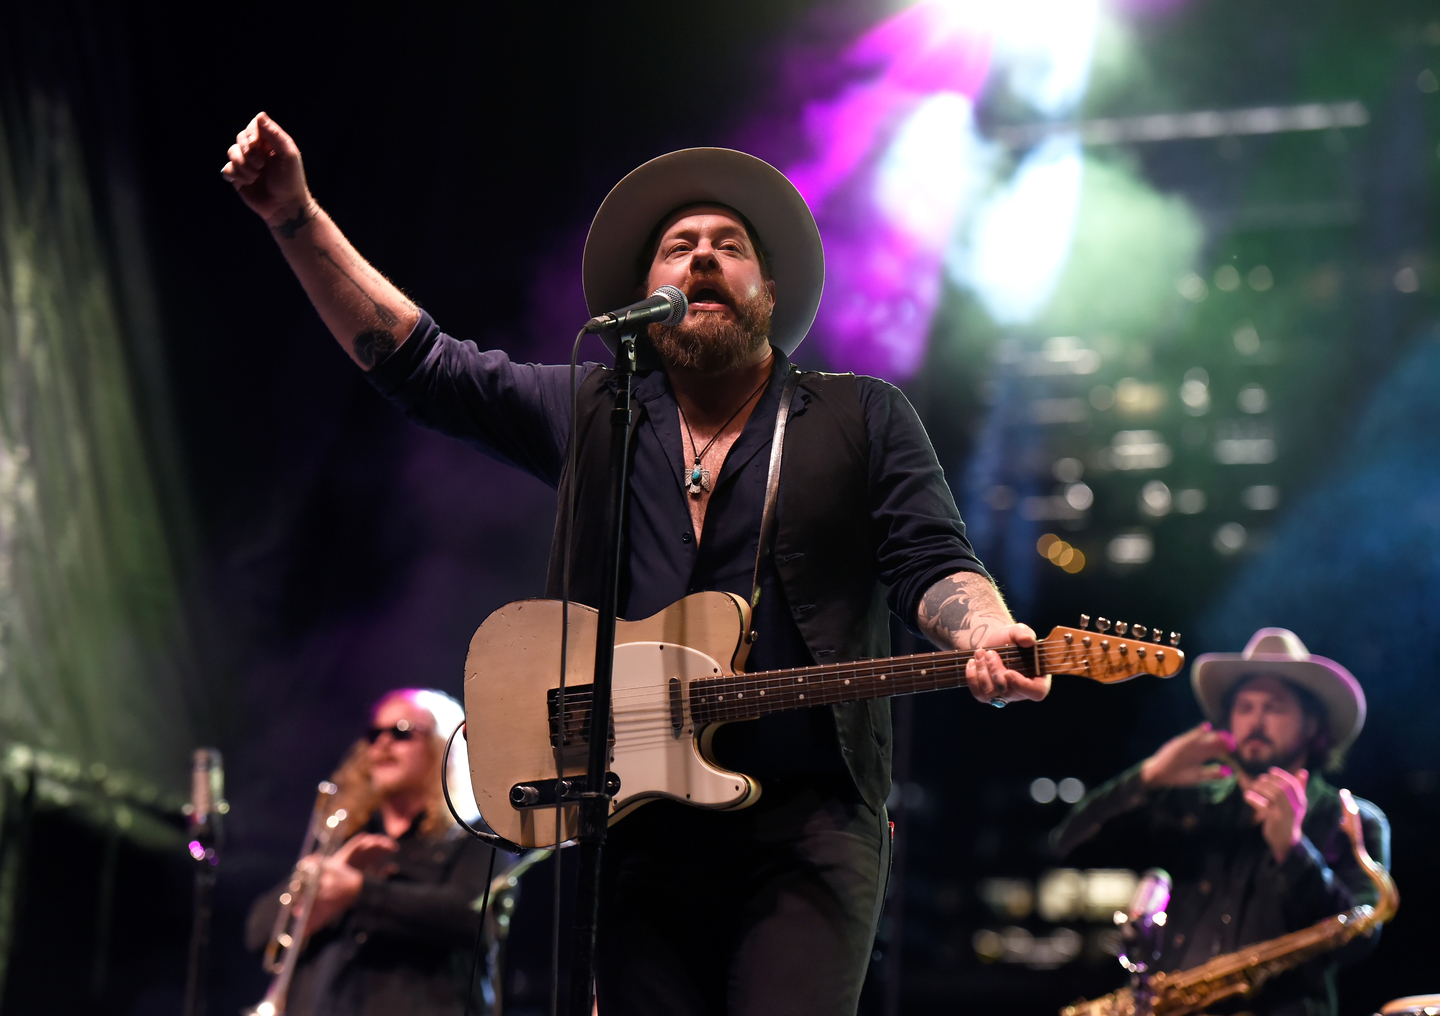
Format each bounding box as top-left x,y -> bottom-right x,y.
653,285 -> 688,326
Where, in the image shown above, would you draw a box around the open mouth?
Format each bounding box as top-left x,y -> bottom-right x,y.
688,285 -> 729,309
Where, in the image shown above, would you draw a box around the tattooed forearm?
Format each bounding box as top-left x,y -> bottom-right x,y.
271,202 -> 315,240
316,247 -> 402,328
917,571 -> 1013,651
353,329 -> 398,369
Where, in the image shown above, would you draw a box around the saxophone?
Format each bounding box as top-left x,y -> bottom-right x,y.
1062,788 -> 1398,1016
246,745 -> 378,1016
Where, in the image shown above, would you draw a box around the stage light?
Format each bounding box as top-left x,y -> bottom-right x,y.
1213,522 -> 1247,555
1241,485 -> 1280,510
948,135 -> 1086,324
1174,488 -> 1208,514
1233,321 -> 1261,354
1065,483 -> 1094,511
1107,431 -> 1173,470
1107,532 -> 1154,565
1214,264 -> 1240,291
1180,369 -> 1210,416
1176,271 -> 1208,301
1238,385 -> 1269,414
1140,480 -> 1172,518
1053,457 -> 1085,482
1058,777 -> 1086,803
1031,777 -> 1059,803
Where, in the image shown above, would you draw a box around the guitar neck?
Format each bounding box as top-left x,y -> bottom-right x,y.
688,643 -> 1048,726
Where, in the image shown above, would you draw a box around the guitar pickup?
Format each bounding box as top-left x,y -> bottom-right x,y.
547,684 -> 617,766
509,773 -> 621,809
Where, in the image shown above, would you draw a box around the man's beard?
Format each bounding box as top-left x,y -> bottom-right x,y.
1236,737 -> 1308,776
648,288 -> 771,373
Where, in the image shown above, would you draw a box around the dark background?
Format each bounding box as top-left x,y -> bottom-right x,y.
0,0 -> 1435,1013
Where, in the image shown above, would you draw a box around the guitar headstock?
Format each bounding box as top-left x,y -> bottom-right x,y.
1040,615 -> 1185,684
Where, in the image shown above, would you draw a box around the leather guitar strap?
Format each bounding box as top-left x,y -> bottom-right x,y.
747,365 -> 802,644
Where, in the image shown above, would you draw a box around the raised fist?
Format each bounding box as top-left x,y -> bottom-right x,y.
221,112 -> 311,229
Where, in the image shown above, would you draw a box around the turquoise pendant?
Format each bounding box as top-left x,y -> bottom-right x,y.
685,462 -> 711,496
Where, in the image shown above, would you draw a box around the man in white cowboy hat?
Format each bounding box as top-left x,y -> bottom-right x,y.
1052,628 -> 1390,1016
222,113 -> 1048,1014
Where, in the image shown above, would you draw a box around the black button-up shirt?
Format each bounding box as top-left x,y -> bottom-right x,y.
369,313 -> 987,776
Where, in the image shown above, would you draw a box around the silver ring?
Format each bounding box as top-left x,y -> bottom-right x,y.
990,697 -> 1007,709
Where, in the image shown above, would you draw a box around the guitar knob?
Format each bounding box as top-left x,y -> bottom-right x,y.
1115,621 -> 1129,635
1133,625 -> 1148,640
1079,614 -> 1091,630
1169,632 -> 1181,646
1096,617 -> 1111,633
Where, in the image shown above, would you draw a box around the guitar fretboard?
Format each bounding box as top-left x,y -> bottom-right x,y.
687,643 -> 1052,725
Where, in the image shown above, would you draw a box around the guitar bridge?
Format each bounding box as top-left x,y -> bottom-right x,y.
547,684 -> 616,767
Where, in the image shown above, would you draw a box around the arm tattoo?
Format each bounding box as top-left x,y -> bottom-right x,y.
353,329 -> 398,369
917,572 -> 1008,651
272,204 -> 313,240
316,247 -> 401,328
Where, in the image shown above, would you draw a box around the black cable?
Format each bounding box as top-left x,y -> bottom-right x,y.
441,724 -> 523,853
553,324 -> 590,1016
463,845 -> 499,1016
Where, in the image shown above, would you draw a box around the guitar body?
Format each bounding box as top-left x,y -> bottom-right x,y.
463,593 -> 761,849
463,594 -> 1183,849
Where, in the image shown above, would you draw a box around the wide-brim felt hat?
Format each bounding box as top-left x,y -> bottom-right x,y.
1191,628 -> 1367,753
582,147 -> 824,355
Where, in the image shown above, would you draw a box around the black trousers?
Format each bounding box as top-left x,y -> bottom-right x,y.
595,779 -> 891,1016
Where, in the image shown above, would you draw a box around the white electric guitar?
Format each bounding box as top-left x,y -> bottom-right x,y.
463,592 -> 1182,849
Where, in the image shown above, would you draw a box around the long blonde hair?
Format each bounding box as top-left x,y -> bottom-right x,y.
366,688 -> 471,837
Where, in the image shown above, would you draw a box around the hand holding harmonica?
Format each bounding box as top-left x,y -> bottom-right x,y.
1140,721 -> 1239,788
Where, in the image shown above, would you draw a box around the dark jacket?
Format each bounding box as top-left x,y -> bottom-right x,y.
554,367 -> 904,811
246,816 -> 495,1016
1052,766 -> 1390,1016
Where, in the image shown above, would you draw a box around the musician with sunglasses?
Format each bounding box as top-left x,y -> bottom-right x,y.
246,689 -> 502,1016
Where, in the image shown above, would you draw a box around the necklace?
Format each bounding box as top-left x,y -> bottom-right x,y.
678,377 -> 770,497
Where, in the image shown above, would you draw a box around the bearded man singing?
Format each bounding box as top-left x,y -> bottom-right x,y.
223,113 -> 1049,1016
1052,629 -> 1390,1016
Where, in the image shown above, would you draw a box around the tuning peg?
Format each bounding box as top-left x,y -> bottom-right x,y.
1096,617 -> 1111,633
1079,614 -> 1091,630
1115,621 -> 1129,635
1153,629 -> 1164,642
1169,632 -> 1181,647
1133,625 -> 1148,640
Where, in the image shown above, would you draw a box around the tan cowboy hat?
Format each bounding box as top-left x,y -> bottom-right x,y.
581,148 -> 824,355
1192,628 -> 1367,753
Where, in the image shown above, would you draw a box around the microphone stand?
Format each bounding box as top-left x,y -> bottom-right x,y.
566,329 -> 637,1015
183,749 -> 224,1016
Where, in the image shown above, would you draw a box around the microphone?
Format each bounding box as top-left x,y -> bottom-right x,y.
587,285 -> 687,333
1118,867 -> 1171,974
186,748 -> 226,860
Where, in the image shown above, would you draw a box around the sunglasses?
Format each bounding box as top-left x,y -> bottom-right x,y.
365,718 -> 430,743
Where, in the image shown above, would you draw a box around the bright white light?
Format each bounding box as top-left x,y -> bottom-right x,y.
1139,480 -> 1171,517
1214,522 -> 1248,554
1238,384 -> 1269,414
1108,431 -> 1173,471
1107,532 -> 1154,565
875,92 -> 988,251
1065,482 -> 1094,511
1233,322 -> 1261,355
948,135 -> 1085,324
989,0 -> 1100,116
1058,777 -> 1086,803
1031,777 -> 1058,803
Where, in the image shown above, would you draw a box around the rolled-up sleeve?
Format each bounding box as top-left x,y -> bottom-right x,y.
859,378 -> 990,625
366,312 -> 593,487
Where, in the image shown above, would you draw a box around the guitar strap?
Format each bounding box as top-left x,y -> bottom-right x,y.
747,364 -> 802,644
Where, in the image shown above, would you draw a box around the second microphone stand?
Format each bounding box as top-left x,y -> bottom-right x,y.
566,330 -> 637,1015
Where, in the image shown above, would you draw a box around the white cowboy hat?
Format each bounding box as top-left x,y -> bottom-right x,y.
1191,628 -> 1367,753
581,147 -> 824,355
